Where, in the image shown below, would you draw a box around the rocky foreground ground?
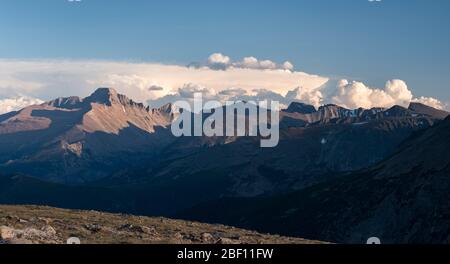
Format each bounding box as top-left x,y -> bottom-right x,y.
0,205 -> 323,244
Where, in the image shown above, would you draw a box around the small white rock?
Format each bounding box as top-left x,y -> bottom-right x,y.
0,226 -> 17,240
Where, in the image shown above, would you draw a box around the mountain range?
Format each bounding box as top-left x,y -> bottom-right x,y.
0,87 -> 449,243
181,115 -> 450,244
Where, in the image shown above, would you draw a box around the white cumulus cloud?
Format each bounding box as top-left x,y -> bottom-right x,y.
0,96 -> 44,114
204,53 -> 295,71
329,79 -> 446,111
208,53 -> 231,65
331,79 -> 413,109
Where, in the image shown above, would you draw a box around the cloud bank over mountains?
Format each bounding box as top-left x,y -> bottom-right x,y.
0,53 -> 446,114
0,96 -> 44,115
330,79 -> 446,110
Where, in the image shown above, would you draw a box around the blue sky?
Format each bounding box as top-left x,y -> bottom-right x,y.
0,0 -> 449,107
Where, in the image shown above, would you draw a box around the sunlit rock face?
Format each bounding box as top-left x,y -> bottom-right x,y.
0,88 -> 176,184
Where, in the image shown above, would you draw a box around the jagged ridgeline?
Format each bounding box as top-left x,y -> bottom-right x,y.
0,88 -> 446,185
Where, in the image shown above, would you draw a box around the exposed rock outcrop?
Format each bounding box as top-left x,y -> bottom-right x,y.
0,205 -> 324,244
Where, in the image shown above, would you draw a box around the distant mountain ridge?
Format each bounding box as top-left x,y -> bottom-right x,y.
0,88 -> 447,187
144,100 -> 447,203
281,101 -> 448,127
0,87 -> 448,220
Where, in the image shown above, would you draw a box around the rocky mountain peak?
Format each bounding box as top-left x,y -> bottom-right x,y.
285,102 -> 317,114
316,104 -> 354,120
85,87 -> 120,106
44,96 -> 83,109
85,88 -> 147,110
408,102 -> 449,119
384,105 -> 412,117
158,103 -> 175,114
